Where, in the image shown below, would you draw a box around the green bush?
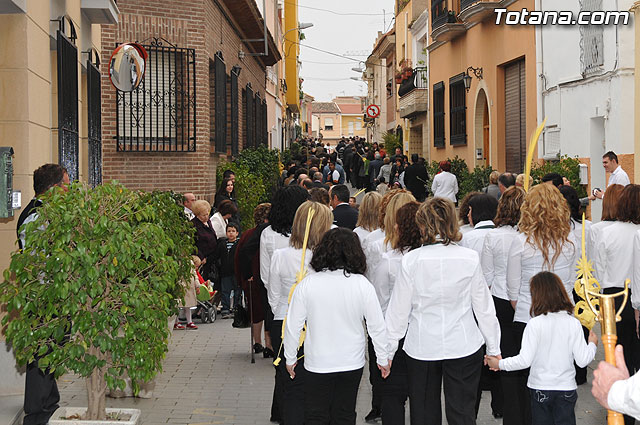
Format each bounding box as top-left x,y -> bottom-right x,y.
217,146 -> 282,230
531,155 -> 587,198
382,132 -> 402,154
0,183 -> 194,420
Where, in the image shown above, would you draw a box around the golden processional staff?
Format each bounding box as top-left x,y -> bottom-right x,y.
574,216 -> 629,425
273,208 -> 315,368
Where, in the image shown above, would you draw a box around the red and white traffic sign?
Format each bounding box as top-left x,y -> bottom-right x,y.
366,104 -> 381,119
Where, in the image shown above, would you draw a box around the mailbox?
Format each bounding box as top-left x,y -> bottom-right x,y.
0,147 -> 14,218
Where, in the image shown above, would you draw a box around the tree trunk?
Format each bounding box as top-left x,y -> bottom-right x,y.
85,347 -> 107,420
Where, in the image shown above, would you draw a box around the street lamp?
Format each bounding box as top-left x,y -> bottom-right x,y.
283,22 -> 314,39
463,66 -> 483,92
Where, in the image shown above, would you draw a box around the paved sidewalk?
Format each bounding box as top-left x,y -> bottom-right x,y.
57,315 -> 610,425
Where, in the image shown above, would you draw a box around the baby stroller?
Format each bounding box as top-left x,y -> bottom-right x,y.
194,281 -> 217,323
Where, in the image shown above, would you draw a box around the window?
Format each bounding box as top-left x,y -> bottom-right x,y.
431,0 -> 447,29
449,73 -> 467,146
580,0 -> 604,76
244,84 -> 255,148
348,122 -> 354,136
214,52 -> 227,153
57,30 -> 79,179
433,81 -> 445,147
230,69 -> 239,155
324,117 -> 334,131
87,59 -> 102,187
116,39 -> 196,152
356,120 -> 362,131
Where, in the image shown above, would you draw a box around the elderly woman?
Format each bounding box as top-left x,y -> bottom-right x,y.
385,197 -> 501,425
211,199 -> 238,239
191,200 -> 218,283
431,160 -> 458,203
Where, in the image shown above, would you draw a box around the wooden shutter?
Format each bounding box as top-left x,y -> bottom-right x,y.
504,59 -> 526,173
214,53 -> 227,153
433,81 -> 445,147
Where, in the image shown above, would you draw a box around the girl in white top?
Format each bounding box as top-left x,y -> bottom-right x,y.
360,188 -> 404,256
458,191 -> 481,235
353,191 -> 382,243
486,271 -> 598,425
431,160 -> 459,203
504,183 -> 577,425
385,197 -> 501,425
587,184 -> 624,262
284,228 -> 390,425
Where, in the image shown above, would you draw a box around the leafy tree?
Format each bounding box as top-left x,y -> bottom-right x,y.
0,183 -> 194,420
382,132 -> 402,154
531,155 -> 587,198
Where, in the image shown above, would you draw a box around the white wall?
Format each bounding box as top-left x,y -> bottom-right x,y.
536,0 -> 635,220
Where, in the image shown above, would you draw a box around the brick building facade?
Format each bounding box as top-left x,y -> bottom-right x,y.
101,0 -> 280,201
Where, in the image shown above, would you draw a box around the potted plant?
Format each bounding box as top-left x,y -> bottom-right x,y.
395,71 -> 403,84
0,183 -> 194,423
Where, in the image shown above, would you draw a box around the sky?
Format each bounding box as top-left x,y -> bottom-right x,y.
296,0 -> 395,102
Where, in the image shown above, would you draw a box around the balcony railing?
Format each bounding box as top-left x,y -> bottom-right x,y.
398,67 -> 428,97
461,0 -> 477,10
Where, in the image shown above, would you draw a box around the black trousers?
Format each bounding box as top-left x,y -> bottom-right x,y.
406,347 -> 482,425
23,360 -> 60,425
572,289 -> 589,385
305,368 -> 364,425
367,337 -> 382,412
380,339 -> 413,425
603,287 -> 640,425
501,321 -> 532,425
270,320 -> 306,425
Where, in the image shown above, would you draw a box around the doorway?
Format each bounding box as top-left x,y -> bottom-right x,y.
474,89 -> 490,166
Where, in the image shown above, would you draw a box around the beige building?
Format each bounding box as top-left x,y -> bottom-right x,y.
0,0 -> 117,417
365,29 -> 396,145
311,102 -> 342,142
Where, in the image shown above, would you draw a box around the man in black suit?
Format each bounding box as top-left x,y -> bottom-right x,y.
329,184 -> 358,230
311,172 -> 330,190
404,153 -> 429,202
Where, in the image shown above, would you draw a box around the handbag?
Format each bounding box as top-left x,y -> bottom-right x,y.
232,295 -> 250,328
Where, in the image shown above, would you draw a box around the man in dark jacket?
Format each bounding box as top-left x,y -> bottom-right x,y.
329,184 -> 358,230
403,153 -> 429,202
17,163 -> 66,425
368,152 -> 384,192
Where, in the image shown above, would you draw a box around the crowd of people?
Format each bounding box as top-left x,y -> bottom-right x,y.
15,142 -> 640,425
232,145 -> 640,425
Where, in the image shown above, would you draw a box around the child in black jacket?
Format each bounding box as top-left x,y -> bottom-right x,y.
216,222 -> 241,318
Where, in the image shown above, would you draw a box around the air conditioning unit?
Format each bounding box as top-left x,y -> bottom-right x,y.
542,126 -> 560,160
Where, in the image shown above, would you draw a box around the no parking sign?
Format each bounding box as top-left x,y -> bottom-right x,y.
366,104 -> 380,119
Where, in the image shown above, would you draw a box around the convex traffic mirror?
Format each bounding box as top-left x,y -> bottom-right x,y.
108,43 -> 148,92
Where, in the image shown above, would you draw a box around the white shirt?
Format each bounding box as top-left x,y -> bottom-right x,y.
361,228 -> 384,254
633,230 -> 640,310
588,221 -> 614,264
284,270 -> 389,373
210,212 -> 227,239
608,165 -> 630,187
184,207 -> 195,221
593,221 -> 640,291
370,249 -> 403,315
385,243 -> 501,361
365,237 -> 391,281
570,218 -> 591,258
431,171 -> 459,203
353,226 -> 372,243
499,312 -> 596,391
481,225 -> 520,301
459,224 -> 473,235
268,247 -> 313,320
506,232 -> 578,324
609,371 -> 640,420
460,220 -> 495,256
260,226 -> 291,289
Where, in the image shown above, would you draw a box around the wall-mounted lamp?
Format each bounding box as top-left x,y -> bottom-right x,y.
463,66 -> 483,92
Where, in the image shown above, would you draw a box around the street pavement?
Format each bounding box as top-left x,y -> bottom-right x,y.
57,315 -> 610,425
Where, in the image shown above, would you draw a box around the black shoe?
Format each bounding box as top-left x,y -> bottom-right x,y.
364,408 -> 381,423
263,347 -> 275,358
253,343 -> 264,354
492,411 -> 503,419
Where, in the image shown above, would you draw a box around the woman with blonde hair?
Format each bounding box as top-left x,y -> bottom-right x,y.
504,183 -> 577,425
354,191 -> 382,242
268,201 -> 333,425
386,197 -> 501,425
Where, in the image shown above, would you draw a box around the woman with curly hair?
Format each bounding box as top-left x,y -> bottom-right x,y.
269,201 -> 333,425
284,228 -> 390,425
370,201 -> 426,425
504,183 -> 577,425
354,191 -> 382,242
480,186 -> 525,420
385,197 -> 500,425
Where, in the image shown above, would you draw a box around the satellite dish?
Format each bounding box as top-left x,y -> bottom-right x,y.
108,43 -> 148,92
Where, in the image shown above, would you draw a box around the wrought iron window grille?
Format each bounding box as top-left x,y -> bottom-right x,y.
433,81 -> 445,148
449,73 -> 467,146
116,37 -> 196,152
